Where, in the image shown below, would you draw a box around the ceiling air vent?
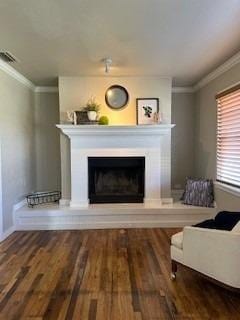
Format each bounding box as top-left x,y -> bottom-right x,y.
0,51 -> 18,63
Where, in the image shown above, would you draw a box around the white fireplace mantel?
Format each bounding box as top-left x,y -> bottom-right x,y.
56,124 -> 175,137
57,124 -> 175,208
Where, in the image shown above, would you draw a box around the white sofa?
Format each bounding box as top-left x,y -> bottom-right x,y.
170,221 -> 240,289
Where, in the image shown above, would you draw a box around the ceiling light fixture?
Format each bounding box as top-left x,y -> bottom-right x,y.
103,57 -> 112,74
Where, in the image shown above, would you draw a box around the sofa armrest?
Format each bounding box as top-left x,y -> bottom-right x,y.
182,226 -> 240,288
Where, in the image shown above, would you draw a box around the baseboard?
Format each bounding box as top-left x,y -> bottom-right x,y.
0,199 -> 26,242
0,225 -> 15,242
13,198 -> 27,211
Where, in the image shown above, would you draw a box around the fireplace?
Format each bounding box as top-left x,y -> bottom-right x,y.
57,124 -> 175,207
88,157 -> 145,203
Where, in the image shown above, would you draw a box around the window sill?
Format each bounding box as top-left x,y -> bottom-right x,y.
214,181 -> 240,198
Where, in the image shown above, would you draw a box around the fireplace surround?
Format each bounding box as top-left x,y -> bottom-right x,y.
57,124 -> 175,207
88,157 -> 145,203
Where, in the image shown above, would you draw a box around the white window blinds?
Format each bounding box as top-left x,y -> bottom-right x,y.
216,85 -> 240,188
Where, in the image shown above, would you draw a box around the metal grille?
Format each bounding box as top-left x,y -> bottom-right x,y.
26,191 -> 61,208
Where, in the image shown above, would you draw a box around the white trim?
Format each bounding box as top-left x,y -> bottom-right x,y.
35,86 -> 58,93
215,80 -> 240,97
0,199 -> 26,242
0,59 -> 35,90
14,221 -> 206,230
0,59 -> 59,93
12,199 -> 26,229
0,225 -> 15,242
70,200 -> 89,208
172,51 -> 240,93
172,87 -> 195,93
0,47 -> 239,95
59,197 -> 174,207
194,51 -> 240,91
57,124 -> 175,137
13,198 -> 27,211
214,181 -> 240,198
15,203 -> 216,230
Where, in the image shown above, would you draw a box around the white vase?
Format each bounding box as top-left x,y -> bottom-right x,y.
87,111 -> 97,121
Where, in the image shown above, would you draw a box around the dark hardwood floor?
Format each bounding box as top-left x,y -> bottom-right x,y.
0,229 -> 239,319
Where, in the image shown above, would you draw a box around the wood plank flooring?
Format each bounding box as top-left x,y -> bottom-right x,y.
0,229 -> 239,319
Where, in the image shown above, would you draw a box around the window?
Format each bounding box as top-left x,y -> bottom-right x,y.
216,84 -> 240,188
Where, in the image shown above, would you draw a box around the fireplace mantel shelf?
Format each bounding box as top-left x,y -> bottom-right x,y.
56,124 -> 175,137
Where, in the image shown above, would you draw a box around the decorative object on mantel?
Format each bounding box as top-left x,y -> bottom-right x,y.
75,111 -> 99,125
66,111 -> 99,125
136,98 -> 160,125
66,110 -> 77,124
105,85 -> 129,110
83,97 -> 101,121
26,191 -> 61,208
153,111 -> 162,124
66,97 -> 101,125
99,115 -> 109,125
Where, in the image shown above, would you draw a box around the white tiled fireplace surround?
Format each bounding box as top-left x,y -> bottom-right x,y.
57,124 -> 175,207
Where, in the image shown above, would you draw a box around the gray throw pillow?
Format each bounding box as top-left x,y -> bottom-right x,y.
182,178 -> 214,207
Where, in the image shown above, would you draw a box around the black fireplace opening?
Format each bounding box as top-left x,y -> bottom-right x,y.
88,157 -> 145,204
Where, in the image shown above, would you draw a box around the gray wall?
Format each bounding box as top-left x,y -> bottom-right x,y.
34,92 -> 61,191
171,92 -> 195,189
0,70 -> 35,232
195,62 -> 240,210
0,70 -> 61,234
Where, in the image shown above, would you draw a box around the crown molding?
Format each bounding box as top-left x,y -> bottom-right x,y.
1,49 -> 240,95
173,50 -> 240,93
172,86 -> 195,93
0,59 -> 58,93
0,59 -> 35,90
193,51 -> 240,91
35,86 -> 58,93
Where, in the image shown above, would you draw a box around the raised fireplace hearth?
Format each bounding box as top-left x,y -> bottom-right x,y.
88,157 -> 145,203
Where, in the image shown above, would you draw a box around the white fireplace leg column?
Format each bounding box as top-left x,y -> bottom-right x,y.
70,148 -> 89,208
144,149 -> 162,207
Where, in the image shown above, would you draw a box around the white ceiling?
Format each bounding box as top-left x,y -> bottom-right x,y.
0,0 -> 240,86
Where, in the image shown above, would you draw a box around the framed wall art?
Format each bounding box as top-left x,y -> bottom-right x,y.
136,98 -> 159,125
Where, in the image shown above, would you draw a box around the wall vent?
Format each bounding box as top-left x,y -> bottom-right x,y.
0,51 -> 18,63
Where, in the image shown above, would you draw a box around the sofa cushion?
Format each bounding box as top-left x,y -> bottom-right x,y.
171,231 -> 183,250
232,221 -> 240,233
182,178 -> 214,207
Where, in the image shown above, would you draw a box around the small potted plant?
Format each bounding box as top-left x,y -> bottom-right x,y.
84,97 -> 101,121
